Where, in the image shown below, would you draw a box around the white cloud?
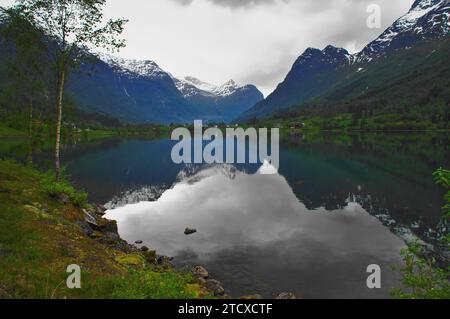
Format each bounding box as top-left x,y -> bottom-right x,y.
0,0 -> 415,96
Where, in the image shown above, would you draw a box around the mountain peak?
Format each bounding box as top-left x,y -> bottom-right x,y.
181,76 -> 217,93
98,53 -> 168,79
357,0 -> 449,61
323,45 -> 349,55
223,79 -> 237,86
208,79 -> 239,96
238,0 -> 449,121
304,47 -> 322,55
172,75 -> 263,122
411,0 -> 444,10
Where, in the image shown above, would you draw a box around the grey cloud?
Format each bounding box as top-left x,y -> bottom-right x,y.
145,0 -> 413,94
171,0 -> 283,8
319,0 -> 410,52
238,51 -> 298,95
207,0 -> 277,8
171,0 -> 193,6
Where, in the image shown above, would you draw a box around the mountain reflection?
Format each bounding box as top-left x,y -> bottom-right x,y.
106,163 -> 405,298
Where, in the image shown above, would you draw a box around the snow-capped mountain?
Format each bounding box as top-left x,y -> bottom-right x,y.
240,0 -> 450,120
174,76 -> 218,97
174,76 -> 254,98
215,79 -> 242,96
358,0 -> 449,61
172,76 -> 263,123
98,53 -> 169,80
68,53 -> 200,124
67,53 -> 263,124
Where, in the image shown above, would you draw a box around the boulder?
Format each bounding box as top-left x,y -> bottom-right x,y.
83,209 -> 98,227
192,266 -> 209,279
157,256 -> 173,269
184,227 -> 197,235
142,250 -> 157,264
275,292 -> 297,299
135,240 -> 143,244
95,205 -> 107,216
205,279 -> 225,296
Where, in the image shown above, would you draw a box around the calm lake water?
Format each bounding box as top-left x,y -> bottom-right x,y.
1,132 -> 449,298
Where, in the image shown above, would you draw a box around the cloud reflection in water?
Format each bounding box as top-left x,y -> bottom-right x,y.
106,163 -> 405,298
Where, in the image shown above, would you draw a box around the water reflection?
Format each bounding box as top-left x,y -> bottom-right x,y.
106,163 -> 405,298
2,132 -> 448,297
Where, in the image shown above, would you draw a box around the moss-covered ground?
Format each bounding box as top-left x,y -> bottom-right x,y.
0,160 -> 211,299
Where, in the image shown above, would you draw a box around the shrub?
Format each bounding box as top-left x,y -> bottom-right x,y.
391,168 -> 450,299
433,168 -> 450,219
391,242 -> 449,299
42,173 -> 88,208
92,269 -> 207,299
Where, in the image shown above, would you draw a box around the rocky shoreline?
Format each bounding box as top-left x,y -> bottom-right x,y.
79,203 -> 233,298
80,203 -> 297,299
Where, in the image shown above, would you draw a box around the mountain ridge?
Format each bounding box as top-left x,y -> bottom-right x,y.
238,0 -> 450,121
171,75 -> 263,123
68,53 -> 263,124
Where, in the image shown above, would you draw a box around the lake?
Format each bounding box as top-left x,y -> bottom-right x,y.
1,131 -> 448,298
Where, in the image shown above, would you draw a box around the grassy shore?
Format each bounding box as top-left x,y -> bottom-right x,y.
0,123 -> 26,137
0,160 -> 213,299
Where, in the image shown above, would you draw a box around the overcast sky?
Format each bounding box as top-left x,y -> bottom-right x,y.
1,0 -> 415,96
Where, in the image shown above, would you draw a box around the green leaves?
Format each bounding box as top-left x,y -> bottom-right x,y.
392,168 -> 450,299
433,168 -> 450,188
433,168 -> 450,219
391,240 -> 450,299
18,0 -> 127,67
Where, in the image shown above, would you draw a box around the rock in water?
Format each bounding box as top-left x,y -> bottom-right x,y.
192,266 -> 209,279
135,240 -> 143,244
184,227 -> 197,235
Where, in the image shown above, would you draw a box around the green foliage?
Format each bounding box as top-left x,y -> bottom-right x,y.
391,241 -> 450,299
42,172 -> 88,207
0,5 -> 50,133
91,269 -> 204,299
0,160 -> 211,299
433,168 -> 450,187
257,38 -> 450,131
433,168 -> 450,219
392,168 -> 450,299
19,0 -> 127,68
0,122 -> 26,137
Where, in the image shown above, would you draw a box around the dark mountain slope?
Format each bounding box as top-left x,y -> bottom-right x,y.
239,0 -> 450,122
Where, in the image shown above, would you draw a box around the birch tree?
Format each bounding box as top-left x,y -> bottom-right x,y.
16,0 -> 126,180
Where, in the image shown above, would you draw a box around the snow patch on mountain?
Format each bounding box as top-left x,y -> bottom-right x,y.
215,79 -> 241,96
396,0 -> 444,31
174,76 -> 243,98
357,0 -> 449,61
97,53 -> 169,80
183,76 -> 217,93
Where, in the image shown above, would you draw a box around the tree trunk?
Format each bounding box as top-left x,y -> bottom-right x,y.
27,96 -> 33,166
55,68 -> 66,181
28,96 -> 33,138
